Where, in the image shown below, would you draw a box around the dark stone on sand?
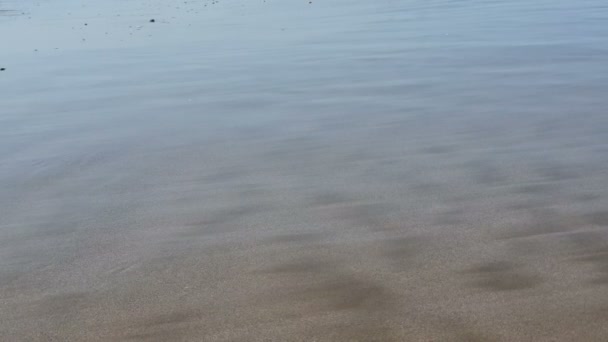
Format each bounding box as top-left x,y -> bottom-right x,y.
149,19 -> 155,23
0,68 -> 5,71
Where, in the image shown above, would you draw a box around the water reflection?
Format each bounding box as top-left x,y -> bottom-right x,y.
1,0 -> 608,340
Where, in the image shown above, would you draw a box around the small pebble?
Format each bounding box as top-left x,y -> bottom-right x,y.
0,68 -> 5,71
149,19 -> 155,23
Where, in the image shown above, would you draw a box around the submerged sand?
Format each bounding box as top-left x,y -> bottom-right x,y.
1,0 -> 608,340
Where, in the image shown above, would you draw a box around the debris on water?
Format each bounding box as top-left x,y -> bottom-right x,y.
149,19 -> 155,23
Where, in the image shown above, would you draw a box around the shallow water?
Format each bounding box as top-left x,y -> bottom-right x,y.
2,0 -> 608,340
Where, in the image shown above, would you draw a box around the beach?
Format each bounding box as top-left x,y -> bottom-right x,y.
1,0 -> 608,340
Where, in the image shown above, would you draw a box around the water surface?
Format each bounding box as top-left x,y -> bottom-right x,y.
1,0 -> 608,340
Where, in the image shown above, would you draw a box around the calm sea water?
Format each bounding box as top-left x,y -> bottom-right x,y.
1,0 -> 608,340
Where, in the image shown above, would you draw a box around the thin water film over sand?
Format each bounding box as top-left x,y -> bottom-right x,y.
1,0 -> 608,341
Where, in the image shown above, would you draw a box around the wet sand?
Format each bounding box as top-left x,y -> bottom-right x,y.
2,0 -> 608,340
